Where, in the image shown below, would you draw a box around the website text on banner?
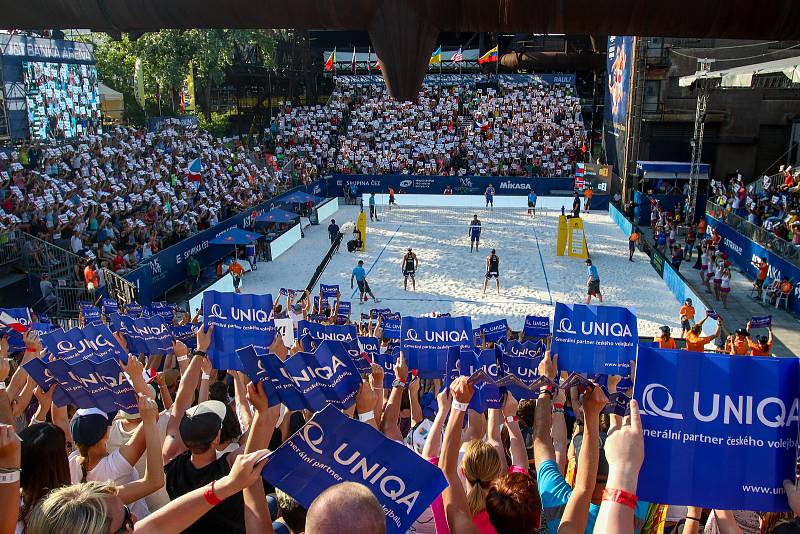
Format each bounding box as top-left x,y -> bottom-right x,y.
634,345 -> 799,511
124,180 -> 324,304
706,215 -> 800,314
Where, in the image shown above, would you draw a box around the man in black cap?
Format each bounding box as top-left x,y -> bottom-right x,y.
162,327 -> 280,534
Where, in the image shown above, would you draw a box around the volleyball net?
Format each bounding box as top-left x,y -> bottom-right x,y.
364,194 -> 572,227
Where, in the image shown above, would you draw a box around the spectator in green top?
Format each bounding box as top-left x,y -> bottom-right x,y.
186,255 -> 201,294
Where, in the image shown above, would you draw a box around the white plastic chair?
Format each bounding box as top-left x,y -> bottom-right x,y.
775,291 -> 790,310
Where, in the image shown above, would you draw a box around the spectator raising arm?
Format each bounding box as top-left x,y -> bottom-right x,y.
440,376 -> 480,534
558,385 -> 607,534
594,400 -> 645,534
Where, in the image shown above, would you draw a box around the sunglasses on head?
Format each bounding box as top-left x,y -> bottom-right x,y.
111,504 -> 134,534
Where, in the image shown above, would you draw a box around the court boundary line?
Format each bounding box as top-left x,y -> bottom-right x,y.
372,296 -> 553,306
532,221 -> 554,305
351,223 -> 403,300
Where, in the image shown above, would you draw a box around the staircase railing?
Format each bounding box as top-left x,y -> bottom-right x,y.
102,268 -> 139,306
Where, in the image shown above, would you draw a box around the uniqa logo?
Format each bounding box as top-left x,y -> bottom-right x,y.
399,179 -> 413,188
640,383 -> 800,428
406,330 -> 469,343
281,355 -> 349,383
299,421 -> 421,513
556,318 -> 632,337
557,318 -> 576,334
404,328 -> 422,342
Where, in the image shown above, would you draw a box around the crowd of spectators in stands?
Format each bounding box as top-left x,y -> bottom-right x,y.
709,167 -> 800,256
270,80 -> 588,178
0,120 -> 295,281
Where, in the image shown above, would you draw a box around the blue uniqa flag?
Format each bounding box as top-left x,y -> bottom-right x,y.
203,290 -> 276,370
551,302 -> 637,375
237,341 -> 362,412
401,316 -> 473,378
261,405 -> 448,534
320,284 -> 340,299
634,345 -> 800,511
523,315 -> 551,338
382,313 -> 401,340
118,315 -> 172,355
477,319 -> 508,342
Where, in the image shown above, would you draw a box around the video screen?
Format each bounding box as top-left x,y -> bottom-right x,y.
23,61 -> 102,141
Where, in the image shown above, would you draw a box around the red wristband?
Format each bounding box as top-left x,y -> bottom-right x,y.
602,488 -> 638,509
204,480 -> 222,506
25,347 -> 38,353
553,403 -> 564,410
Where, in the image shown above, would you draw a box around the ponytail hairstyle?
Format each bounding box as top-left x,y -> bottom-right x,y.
75,442 -> 92,483
26,481 -> 117,534
461,439 -> 502,515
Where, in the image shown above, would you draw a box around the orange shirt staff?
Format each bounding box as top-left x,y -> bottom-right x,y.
684,316 -> 722,352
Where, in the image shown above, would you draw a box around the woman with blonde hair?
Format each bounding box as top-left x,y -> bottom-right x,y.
461,439 -> 503,519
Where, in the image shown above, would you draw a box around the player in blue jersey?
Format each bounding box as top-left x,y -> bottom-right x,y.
484,184 -> 495,209
468,214 -> 482,252
527,189 -> 538,218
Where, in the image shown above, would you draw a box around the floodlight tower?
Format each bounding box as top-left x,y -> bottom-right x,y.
686,57 -> 715,225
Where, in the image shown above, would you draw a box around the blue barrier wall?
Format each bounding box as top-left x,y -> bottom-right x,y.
609,203 -> 719,337
328,174 -> 574,197
126,180 -> 324,304
327,174 -> 609,211
633,191 -> 706,226
706,215 -> 800,314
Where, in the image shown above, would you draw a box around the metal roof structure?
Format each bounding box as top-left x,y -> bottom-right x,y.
679,55 -> 800,88
3,0 -> 800,99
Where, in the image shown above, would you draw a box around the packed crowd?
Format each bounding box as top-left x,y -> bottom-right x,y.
270,80 -> 587,178
1,287 -> 798,534
710,168 -> 800,251
0,120 -> 293,275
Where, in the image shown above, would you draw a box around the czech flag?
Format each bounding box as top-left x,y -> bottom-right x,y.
0,310 -> 28,333
187,157 -> 202,182
478,45 -> 499,65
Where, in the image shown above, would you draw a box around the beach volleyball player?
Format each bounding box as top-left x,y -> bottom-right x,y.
469,215 -> 482,252
402,248 -> 419,291
484,249 -> 501,294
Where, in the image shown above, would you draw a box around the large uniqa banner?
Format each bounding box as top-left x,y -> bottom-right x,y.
603,36 -> 635,177
635,346 -> 799,511
124,180 -> 324,303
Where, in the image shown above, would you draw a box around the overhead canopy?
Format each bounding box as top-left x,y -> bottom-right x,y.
255,208 -> 300,223
98,83 -> 123,120
209,228 -> 261,245
281,191 -> 322,204
679,55 -> 800,88
4,0 -> 800,100
636,161 -> 710,181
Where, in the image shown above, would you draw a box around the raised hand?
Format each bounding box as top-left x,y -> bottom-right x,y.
582,384 -> 609,418
196,324 -> 213,353
138,393 -> 159,424
450,376 -> 474,405
604,400 -> 644,493
537,351 -> 558,380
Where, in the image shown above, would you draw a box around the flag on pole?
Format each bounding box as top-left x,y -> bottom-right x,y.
180,61 -> 195,113
429,46 -> 442,65
324,48 -> 336,72
367,46 -> 372,72
478,45 -> 499,65
452,47 -> 464,63
187,158 -> 202,182
133,58 -> 145,108
351,46 -> 357,74
0,311 -> 28,333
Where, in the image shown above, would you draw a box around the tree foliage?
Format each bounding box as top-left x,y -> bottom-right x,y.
92,29 -> 275,126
